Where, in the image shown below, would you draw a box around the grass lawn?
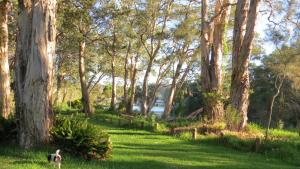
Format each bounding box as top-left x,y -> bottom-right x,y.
0,117 -> 299,169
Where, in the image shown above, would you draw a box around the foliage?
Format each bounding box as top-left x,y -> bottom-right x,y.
51,115 -> 112,160
0,116 -> 17,142
53,103 -> 80,115
69,99 -> 83,110
224,105 -> 242,131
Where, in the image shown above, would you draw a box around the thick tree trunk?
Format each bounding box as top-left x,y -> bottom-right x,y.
201,0 -> 231,122
79,40 -> 91,116
141,57 -> 154,116
0,0 -> 11,119
164,62 -> 182,119
15,0 -> 56,148
231,0 -> 260,130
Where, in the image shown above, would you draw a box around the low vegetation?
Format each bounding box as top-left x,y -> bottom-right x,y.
0,113 -> 298,169
51,115 -> 112,160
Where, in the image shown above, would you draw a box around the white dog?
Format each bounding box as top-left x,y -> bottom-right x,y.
47,149 -> 62,169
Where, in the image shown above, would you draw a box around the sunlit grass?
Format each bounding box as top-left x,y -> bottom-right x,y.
0,116 -> 298,169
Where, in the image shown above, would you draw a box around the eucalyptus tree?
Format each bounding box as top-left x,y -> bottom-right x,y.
0,0 -> 11,119
15,0 -> 56,148
264,43 -> 300,139
200,0 -> 232,122
58,0 -> 98,116
230,0 -> 260,130
163,0 -> 200,119
136,0 -> 174,116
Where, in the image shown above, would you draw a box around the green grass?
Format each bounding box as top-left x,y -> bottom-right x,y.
0,117 -> 299,169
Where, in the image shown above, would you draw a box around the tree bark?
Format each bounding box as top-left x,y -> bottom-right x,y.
127,54 -> 138,114
141,57 -> 154,116
231,0 -> 260,130
123,42 -> 131,111
15,0 -> 56,148
110,32 -> 117,111
79,40 -> 91,116
201,0 -> 231,122
0,0 -> 11,119
164,62 -> 182,119
265,75 -> 284,140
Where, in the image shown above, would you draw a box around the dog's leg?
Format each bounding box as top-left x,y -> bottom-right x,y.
58,162 -> 61,169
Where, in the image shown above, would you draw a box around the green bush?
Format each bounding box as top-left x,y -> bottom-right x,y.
53,103 -> 79,115
0,116 -> 17,142
224,105 -> 242,131
70,99 -> 83,110
51,116 -> 112,160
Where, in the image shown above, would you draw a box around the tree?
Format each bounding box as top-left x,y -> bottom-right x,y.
58,0 -> 98,116
0,0 -> 11,119
200,0 -> 232,122
136,0 -> 173,116
15,0 -> 56,148
230,0 -> 260,130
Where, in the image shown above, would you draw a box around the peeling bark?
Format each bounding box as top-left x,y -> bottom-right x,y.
15,0 -> 56,148
201,0 -> 231,122
0,0 -> 11,119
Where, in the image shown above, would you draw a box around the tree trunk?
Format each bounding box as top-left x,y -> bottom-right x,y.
231,0 -> 260,130
127,54 -> 138,114
265,75 -> 284,140
123,42 -> 131,111
79,40 -> 91,116
15,0 -> 56,148
0,0 -> 11,119
110,33 -> 117,111
141,57 -> 154,116
164,62 -> 182,119
201,0 -> 231,122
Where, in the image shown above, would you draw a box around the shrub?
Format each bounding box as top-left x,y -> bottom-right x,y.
51,116 -> 112,160
69,99 -> 83,110
0,116 -> 17,142
177,131 -> 193,140
224,105 -> 242,131
53,103 -> 79,115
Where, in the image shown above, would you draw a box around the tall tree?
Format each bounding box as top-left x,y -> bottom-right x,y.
200,0 -> 232,122
15,0 -> 56,148
139,0 -> 173,116
0,0 -> 11,119
230,0 -> 260,130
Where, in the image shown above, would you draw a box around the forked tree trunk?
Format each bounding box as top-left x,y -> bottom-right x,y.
15,0 -> 56,148
0,0 -> 11,119
79,40 -> 91,116
141,57 -> 154,116
231,0 -> 260,130
201,0 -> 231,122
265,75 -> 284,140
164,62 -> 182,119
127,54 -> 138,114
